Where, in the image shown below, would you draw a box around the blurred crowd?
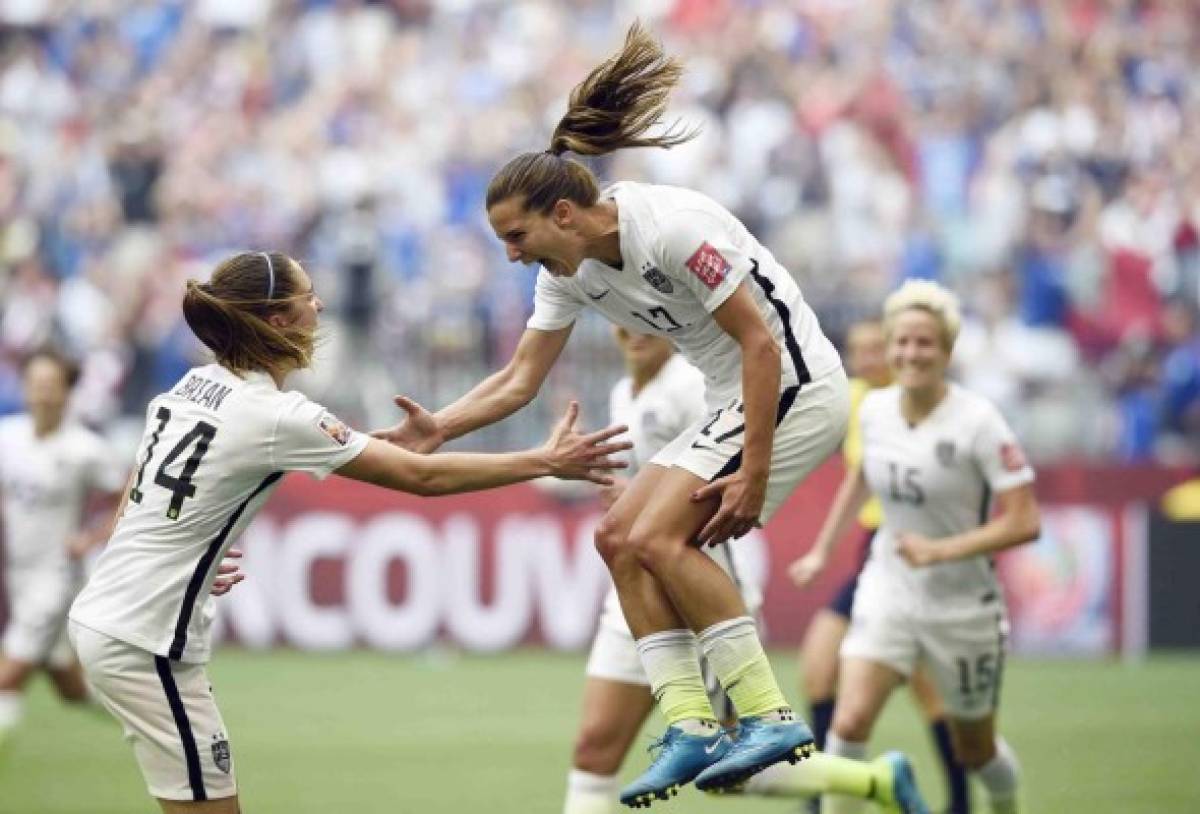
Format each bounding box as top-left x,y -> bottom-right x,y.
0,0 -> 1198,463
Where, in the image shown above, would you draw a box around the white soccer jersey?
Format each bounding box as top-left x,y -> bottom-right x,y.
858,384 -> 1035,610
0,415 -> 125,573
609,354 -> 708,472
70,365 -> 367,663
526,182 -> 842,410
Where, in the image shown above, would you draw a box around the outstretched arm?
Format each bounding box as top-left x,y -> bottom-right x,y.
343,401 -> 629,495
372,326 -> 572,453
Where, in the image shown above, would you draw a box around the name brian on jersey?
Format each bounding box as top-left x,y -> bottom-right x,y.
173,375 -> 232,411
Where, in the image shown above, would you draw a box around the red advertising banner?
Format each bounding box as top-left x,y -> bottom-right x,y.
208,462 -> 1186,654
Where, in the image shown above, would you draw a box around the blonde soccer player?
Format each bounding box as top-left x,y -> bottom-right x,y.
789,320 -> 970,814
373,23 -> 925,810
804,281 -> 1039,814
68,251 -> 630,814
0,349 -> 125,751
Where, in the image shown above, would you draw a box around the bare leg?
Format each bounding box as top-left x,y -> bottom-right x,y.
572,678 -> 655,776
596,466 -> 744,637
47,661 -> 91,703
951,715 -> 1020,813
823,658 -> 905,814
910,666 -> 971,813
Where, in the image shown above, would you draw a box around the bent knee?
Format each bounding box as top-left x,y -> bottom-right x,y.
594,516 -> 633,565
830,704 -> 877,743
572,725 -> 626,775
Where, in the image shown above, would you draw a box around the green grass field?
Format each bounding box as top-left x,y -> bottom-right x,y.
2,650 -> 1199,813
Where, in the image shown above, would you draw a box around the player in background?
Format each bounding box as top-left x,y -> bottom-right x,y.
0,349 -> 125,752
804,282 -> 1039,814
68,251 -> 629,814
789,321 -> 970,813
373,23 -> 929,810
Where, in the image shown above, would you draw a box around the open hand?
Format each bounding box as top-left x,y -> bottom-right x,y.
689,471 -> 765,547
211,548 -> 245,597
370,395 -> 445,454
787,549 -> 828,588
542,402 -> 631,485
897,532 -> 941,567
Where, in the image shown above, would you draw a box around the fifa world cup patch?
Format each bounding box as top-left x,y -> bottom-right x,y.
318,412 -> 352,446
684,242 -> 731,290
211,733 -> 231,774
1000,441 -> 1027,472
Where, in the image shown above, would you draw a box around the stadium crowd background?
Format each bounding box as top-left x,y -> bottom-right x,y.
0,0 -> 1198,465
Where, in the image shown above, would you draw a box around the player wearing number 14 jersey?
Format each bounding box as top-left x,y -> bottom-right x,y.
68,251 -> 629,813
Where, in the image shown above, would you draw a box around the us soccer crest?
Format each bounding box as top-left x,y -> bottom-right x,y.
211,733 -> 231,774
642,266 -> 674,294
936,440 -> 956,467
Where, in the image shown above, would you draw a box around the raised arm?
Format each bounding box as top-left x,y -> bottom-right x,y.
372,325 -> 572,453
342,401 -> 628,496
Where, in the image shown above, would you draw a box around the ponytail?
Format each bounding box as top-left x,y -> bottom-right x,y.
486,21 -> 697,214
182,251 -> 315,376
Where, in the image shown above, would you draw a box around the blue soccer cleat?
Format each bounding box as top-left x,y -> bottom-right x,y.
874,750 -> 930,814
692,714 -> 815,792
619,725 -> 731,808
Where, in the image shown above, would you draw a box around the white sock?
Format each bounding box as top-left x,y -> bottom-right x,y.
976,737 -> 1021,814
0,690 -> 23,733
742,757 -> 826,796
822,734 -> 868,814
563,769 -> 619,814
634,629 -> 715,725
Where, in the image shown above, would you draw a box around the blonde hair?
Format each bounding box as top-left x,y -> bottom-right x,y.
882,280 -> 962,351
485,21 -> 698,214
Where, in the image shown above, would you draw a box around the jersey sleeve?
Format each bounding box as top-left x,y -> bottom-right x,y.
269,395 -> 369,480
657,210 -> 754,315
971,402 -> 1035,493
526,267 -> 585,331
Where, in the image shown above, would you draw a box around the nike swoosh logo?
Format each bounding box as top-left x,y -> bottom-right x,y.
704,738 -> 726,754
587,290 -> 610,300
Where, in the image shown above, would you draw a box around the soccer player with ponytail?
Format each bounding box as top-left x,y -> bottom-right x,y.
375,23 -> 925,810
68,251 -> 628,814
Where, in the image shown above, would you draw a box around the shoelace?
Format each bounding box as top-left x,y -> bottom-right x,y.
646,727 -> 681,754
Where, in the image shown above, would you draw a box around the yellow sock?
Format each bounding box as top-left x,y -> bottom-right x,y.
635,629 -> 716,725
698,616 -> 788,717
740,753 -> 882,799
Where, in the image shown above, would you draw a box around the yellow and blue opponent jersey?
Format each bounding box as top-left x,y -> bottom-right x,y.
845,377 -> 883,530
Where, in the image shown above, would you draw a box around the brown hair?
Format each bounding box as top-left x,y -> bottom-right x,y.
182,251 -> 314,376
21,346 -> 81,388
485,21 -> 698,214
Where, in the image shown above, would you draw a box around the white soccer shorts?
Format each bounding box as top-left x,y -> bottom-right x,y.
69,622 -> 237,801
649,370 -> 849,523
2,568 -> 79,668
841,569 -> 1011,720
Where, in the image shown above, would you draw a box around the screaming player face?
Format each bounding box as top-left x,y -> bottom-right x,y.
488,196 -> 588,277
